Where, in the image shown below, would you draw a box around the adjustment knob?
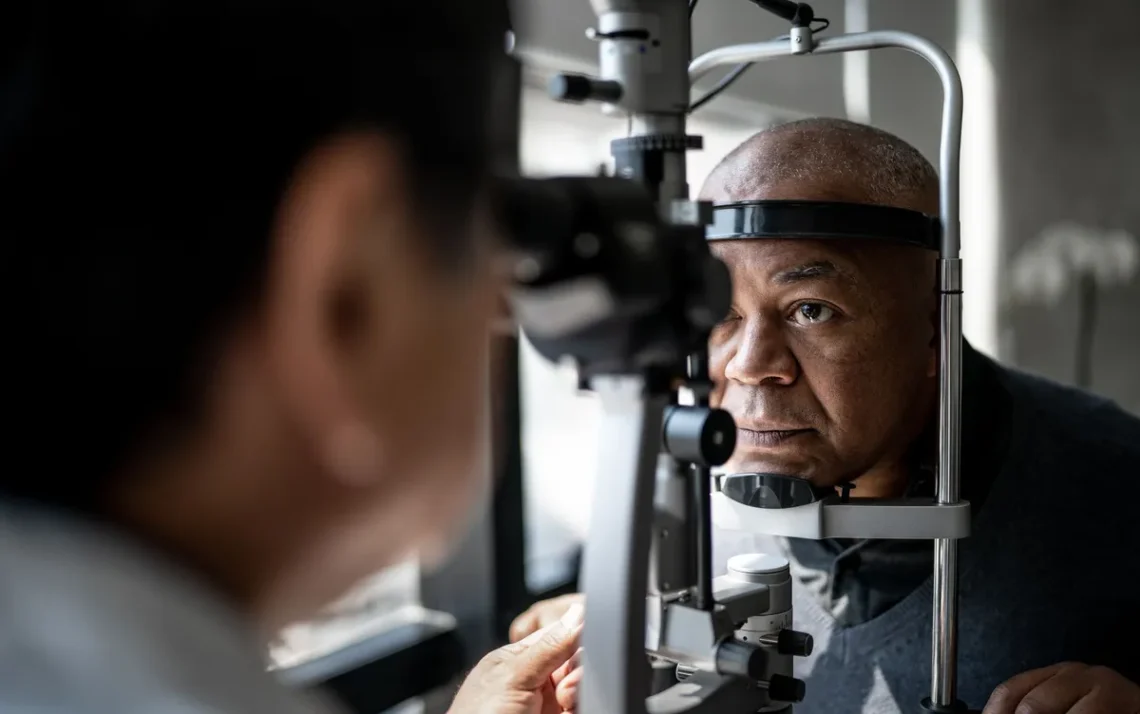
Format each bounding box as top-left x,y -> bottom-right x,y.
548,74 -> 623,104
777,629 -> 814,657
714,639 -> 768,681
662,406 -> 736,467
767,674 -> 807,703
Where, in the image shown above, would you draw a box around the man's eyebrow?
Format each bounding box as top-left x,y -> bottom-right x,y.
771,260 -> 856,285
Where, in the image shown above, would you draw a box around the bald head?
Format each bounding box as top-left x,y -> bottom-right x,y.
700,117 -> 939,215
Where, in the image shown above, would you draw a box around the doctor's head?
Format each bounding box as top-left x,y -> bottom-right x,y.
3,3 -> 509,630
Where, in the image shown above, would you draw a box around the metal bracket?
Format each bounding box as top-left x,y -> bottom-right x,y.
712,492 -> 972,540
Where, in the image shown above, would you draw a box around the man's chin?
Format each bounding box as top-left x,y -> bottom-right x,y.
722,457 -> 835,488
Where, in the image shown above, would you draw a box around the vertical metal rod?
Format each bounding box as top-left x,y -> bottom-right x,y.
687,351 -> 714,611
489,332 -> 529,635
931,539 -> 960,703
932,28 -> 964,692
924,30 -> 964,709
692,465 -> 714,609
933,280 -> 963,707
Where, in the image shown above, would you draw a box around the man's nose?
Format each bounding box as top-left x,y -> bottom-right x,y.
723,316 -> 798,386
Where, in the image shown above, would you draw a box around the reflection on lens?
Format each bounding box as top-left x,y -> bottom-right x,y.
720,473 -> 835,510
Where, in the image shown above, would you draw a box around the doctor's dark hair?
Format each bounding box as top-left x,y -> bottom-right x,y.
0,3 -> 512,509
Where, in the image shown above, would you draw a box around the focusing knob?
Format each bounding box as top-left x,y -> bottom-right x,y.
663,406 -> 737,467
549,74 -> 623,104
714,639 -> 768,681
767,674 -> 807,703
611,134 -> 704,153
777,629 -> 814,657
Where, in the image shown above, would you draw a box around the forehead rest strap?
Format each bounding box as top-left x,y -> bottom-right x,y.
708,200 -> 941,252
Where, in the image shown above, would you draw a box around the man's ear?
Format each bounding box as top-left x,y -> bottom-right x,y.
259,133 -> 408,488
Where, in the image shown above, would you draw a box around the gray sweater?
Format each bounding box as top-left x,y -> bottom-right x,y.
714,349 -> 1140,713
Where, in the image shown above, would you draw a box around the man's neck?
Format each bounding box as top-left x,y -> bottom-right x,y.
850,462 -> 912,499
851,390 -> 940,500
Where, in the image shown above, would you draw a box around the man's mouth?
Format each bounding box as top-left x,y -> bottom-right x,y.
736,428 -> 815,447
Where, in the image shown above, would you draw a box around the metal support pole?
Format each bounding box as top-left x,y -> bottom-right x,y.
578,376 -> 669,714
933,261 -> 963,706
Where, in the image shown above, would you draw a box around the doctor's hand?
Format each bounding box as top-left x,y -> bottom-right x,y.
509,594 -> 585,643
983,662 -> 1140,714
449,604 -> 585,714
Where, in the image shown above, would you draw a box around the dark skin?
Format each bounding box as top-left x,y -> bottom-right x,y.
701,177 -> 938,498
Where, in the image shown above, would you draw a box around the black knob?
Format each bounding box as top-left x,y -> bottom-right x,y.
777,629 -> 814,657
767,674 -> 807,703
548,74 -> 623,104
662,406 -> 737,467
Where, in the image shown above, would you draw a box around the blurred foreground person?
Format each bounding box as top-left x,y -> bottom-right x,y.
0,5 -> 582,714
512,119 -> 1140,714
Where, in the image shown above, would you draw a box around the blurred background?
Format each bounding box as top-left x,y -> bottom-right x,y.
274,1 -> 1140,710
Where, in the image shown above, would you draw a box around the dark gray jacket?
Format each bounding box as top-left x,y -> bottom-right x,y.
714,346 -> 1140,713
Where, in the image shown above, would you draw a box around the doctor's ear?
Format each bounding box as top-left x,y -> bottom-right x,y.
258,132 -> 421,489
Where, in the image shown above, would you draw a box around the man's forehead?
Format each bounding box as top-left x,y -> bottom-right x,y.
700,173 -> 873,206
711,239 -> 868,286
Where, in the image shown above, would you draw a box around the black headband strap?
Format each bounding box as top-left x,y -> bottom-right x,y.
707,200 -> 941,252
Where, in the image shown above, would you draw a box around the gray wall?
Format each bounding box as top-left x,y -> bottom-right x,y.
864,0 -> 957,166
990,0 -> 1140,413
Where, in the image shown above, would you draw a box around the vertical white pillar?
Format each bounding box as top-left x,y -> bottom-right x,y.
957,0 -> 1002,358
843,0 -> 871,123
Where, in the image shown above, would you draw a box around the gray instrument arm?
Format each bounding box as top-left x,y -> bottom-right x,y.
577,376 -> 662,714
580,379 -> 799,714
711,493 -> 971,540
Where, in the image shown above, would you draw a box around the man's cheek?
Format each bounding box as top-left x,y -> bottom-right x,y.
826,371 -> 896,444
709,381 -> 725,409
707,339 -> 731,408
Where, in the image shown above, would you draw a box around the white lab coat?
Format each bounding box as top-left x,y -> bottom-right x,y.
0,503 -> 344,714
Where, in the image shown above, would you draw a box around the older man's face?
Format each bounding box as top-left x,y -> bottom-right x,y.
704,182 -> 938,490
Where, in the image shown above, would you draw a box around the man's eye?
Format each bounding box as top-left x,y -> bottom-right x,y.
790,302 -> 836,325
